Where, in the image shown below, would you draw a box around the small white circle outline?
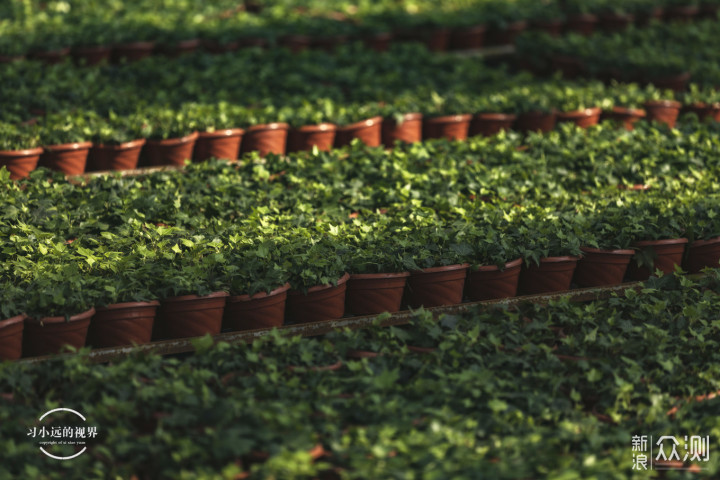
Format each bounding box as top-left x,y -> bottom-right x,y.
37,408 -> 88,460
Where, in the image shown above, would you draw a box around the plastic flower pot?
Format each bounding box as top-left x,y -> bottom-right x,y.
222,283 -> 290,331
345,272 -> 410,315
518,256 -> 580,295
643,100 -> 682,128
598,13 -> 635,32
39,142 -> 93,175
71,45 -> 111,66
312,35 -> 349,52
698,4 -> 720,19
531,19 -> 564,36
334,116 -> 383,148
681,103 -> 720,122
448,25 -> 486,50
382,113 -> 423,147
404,264 -> 469,308
0,147 -> 42,179
664,5 -> 699,22
574,247 -> 635,287
465,258 -> 522,301
112,41 -> 156,63
22,308 -> 95,357
363,32 -> 393,52
485,20 -> 528,46
154,291 -> 228,340
202,39 -> 241,54
0,315 -> 25,360
285,273 -> 350,324
279,34 -> 312,53
556,107 -> 603,129
143,132 -> 199,167
87,301 -> 159,348
635,7 -> 665,25
29,47 -> 71,64
564,14 -> 597,36
648,72 -> 691,92
626,238 -> 689,281
469,113 -> 517,137
422,114 -> 472,141
287,123 -> 337,153
86,139 -> 146,172
193,128 -> 244,161
240,123 -> 289,157
516,111 -> 557,133
156,38 -> 201,57
551,55 -> 586,79
602,107 -> 646,131
684,237 -> 720,274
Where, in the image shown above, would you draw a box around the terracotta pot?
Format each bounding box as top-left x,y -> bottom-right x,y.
404,264 -> 469,309
0,315 -> 25,360
202,39 -> 240,54
382,113 -> 423,147
71,45 -> 111,66
635,7 -> 665,25
345,272 -> 410,315
485,20 -> 528,46
574,247 -> 635,287
154,292 -> 228,340
647,72 -> 691,92
598,12 -> 635,32
531,19 -> 564,36
112,42 -> 156,63
143,132 -> 199,167
156,38 -> 201,57
681,103 -> 720,122
516,111 -> 557,133
626,238 -> 689,281
0,54 -> 25,63
0,147 -> 42,179
334,116 -> 383,148
223,284 -> 290,331
643,100 -> 682,128
684,237 -> 720,274
469,113 -> 516,137
556,107 -> 603,128
287,123 -> 337,153
240,123 -> 289,157
285,273 -> 349,324
88,301 -> 160,348
29,47 -> 70,64
279,35 -> 312,53
237,37 -> 268,49
698,4 -> 720,19
465,258 -> 522,301
23,308 -> 95,357
363,32 -> 393,52
311,35 -> 348,52
448,25 -> 486,50
564,14 -> 597,36
602,107 -> 646,131
86,139 -> 146,172
193,128 -> 244,161
664,5 -> 699,22
39,142 -> 92,175
518,256 -> 580,295
422,114 -> 472,141
551,55 -> 586,79
424,28 -> 450,51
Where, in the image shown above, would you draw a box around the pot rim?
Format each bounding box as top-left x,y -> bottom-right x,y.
454,24 -> 487,33
289,273 -> 350,295
690,236 -> 720,248
146,131 -> 199,146
114,41 -> 156,49
197,128 -> 245,138
475,112 -> 517,121
414,263 -> 470,274
580,246 -> 636,255
644,100 -> 682,108
386,112 -> 423,122
72,45 -> 111,53
96,300 -> 160,312
44,141 -> 93,152
538,256 -> 581,263
27,307 -> 96,324
0,147 -> 43,157
162,291 -> 229,303
425,114 -> 473,123
246,122 -> 289,133
567,13 -> 598,21
610,106 -> 647,116
92,138 -> 147,150
557,107 -> 602,117
292,123 -> 338,132
473,257 -> 523,272
338,116 -> 384,130
0,314 -> 26,329
519,110 -> 556,117
349,271 -> 410,280
633,238 -> 689,247
228,283 -> 291,302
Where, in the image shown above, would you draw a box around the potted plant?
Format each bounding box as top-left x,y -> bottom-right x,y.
37,113 -> 93,176
679,84 -> 720,122
186,103 -> 246,161
510,84 -> 557,133
600,81 -> 648,130
380,94 -> 424,147
86,112 -> 151,172
469,92 -> 517,137
595,1 -> 636,32
482,3 -> 530,46
140,108 -> 199,167
553,82 -> 604,128
0,282 -> 26,360
110,20 -> 160,63
562,0 -> 599,36
0,122 -> 42,179
643,85 -> 683,128
154,23 -> 202,58
422,91 -> 473,141
285,99 -> 338,153
28,22 -> 71,64
333,102 -> 385,148
447,10 -> 487,50
70,20 -> 113,66
528,2 -> 566,37
664,0 -> 700,22
0,24 -> 29,62
240,105 -> 290,157
681,197 -> 720,273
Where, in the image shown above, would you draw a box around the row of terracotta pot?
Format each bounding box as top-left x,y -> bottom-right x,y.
4,100 -> 710,180
3,235 -> 717,361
